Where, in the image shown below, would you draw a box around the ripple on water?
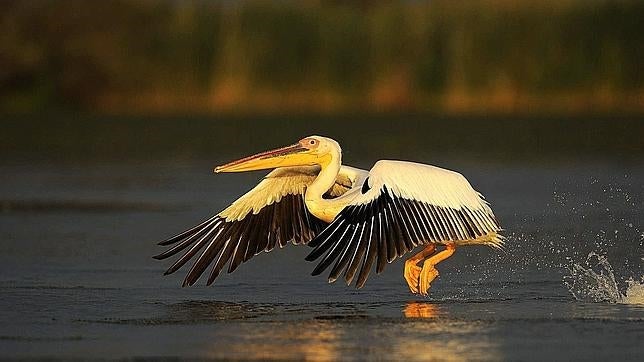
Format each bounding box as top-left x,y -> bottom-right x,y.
79,301 -> 276,325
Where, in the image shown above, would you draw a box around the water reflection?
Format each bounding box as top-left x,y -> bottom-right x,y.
403,302 -> 443,319
396,302 -> 501,361
161,301 -> 339,360
206,319 -> 342,360
170,301 -> 501,361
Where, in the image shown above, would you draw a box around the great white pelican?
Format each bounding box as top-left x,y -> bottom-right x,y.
154,136 -> 503,295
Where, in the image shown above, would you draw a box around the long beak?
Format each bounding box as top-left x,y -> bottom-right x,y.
214,143 -> 310,173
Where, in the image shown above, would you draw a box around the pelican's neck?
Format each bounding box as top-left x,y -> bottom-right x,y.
305,146 -> 344,222
306,153 -> 341,202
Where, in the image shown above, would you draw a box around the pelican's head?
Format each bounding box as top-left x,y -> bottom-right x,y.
214,135 -> 339,173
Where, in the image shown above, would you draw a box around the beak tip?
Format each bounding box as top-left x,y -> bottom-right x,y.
213,166 -> 222,173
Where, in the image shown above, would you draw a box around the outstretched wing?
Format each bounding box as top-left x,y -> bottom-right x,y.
306,160 -> 502,289
154,166 -> 349,286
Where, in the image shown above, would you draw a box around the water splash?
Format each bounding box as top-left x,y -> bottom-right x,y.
622,278 -> 644,305
564,252 -> 644,305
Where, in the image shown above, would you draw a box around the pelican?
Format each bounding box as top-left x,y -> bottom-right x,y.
154,136 -> 503,295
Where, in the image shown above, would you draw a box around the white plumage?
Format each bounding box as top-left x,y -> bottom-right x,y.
219,165 -> 361,222
366,160 -> 487,210
349,160 -> 502,246
155,135 -> 503,293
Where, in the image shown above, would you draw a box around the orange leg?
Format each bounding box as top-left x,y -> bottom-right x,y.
404,244 -> 436,294
418,243 -> 456,296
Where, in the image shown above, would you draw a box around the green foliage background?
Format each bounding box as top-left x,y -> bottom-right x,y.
1,0 -> 643,114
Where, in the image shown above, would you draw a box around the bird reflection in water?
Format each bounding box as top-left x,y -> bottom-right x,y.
188,301 -> 500,360
403,301 -> 443,318
398,302 -> 500,361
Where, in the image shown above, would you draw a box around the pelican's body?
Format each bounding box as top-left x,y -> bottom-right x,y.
155,136 -> 502,295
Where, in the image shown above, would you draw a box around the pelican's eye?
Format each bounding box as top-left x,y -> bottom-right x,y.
302,138 -> 319,148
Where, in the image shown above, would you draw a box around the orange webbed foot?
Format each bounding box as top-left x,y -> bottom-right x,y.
404,259 -> 422,294
418,262 -> 439,296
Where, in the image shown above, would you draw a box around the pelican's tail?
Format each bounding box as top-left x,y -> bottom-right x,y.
456,231 -> 505,250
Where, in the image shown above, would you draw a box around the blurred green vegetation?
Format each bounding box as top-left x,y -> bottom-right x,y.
1,0 -> 643,115
0,0 -> 644,114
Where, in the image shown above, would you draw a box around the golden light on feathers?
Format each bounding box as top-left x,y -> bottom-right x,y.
156,135 -> 502,294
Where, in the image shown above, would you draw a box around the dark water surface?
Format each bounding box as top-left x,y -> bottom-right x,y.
1,160 -> 643,360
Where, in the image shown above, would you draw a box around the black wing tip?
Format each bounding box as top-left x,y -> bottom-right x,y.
304,247 -> 322,261
311,264 -> 327,276
227,263 -> 241,274
307,237 -> 323,248
355,279 -> 367,289
182,278 -> 196,287
207,269 -> 222,285
305,249 -> 323,262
